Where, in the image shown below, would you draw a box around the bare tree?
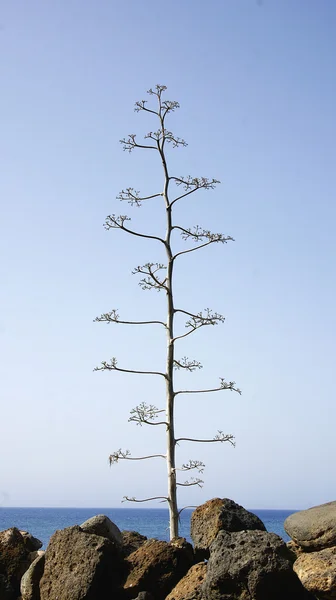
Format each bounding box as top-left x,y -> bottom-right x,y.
94,85 -> 241,539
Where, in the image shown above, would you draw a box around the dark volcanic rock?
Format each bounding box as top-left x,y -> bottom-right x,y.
122,531 -> 148,557
19,532 -> 43,553
39,525 -> 124,600
203,529 -> 314,600
191,498 -> 266,558
285,501 -> 336,551
124,537 -> 194,600
0,527 -> 31,599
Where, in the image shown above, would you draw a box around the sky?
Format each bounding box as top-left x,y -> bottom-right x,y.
1,0 -> 335,511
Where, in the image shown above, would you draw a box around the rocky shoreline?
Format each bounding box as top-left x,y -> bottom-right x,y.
1,498 -> 335,599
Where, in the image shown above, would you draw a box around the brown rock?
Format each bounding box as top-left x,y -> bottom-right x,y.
285,502 -> 336,551
191,498 -> 266,559
287,540 -> 304,561
0,528 -> 31,599
122,531 -> 147,557
39,525 -> 124,600
124,537 -> 194,600
19,532 -> 43,553
294,546 -> 336,599
166,562 -> 207,600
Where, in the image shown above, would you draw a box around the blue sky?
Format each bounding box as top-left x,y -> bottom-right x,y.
1,0 -> 335,510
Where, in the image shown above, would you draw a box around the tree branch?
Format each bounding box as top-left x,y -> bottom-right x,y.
175,431 -> 235,446
104,214 -> 166,245
177,478 -> 203,488
173,241 -> 221,260
173,224 -> 234,245
117,187 -> 163,207
109,449 -> 166,464
175,378 -> 241,396
173,357 -> 203,371
94,309 -> 167,328
94,357 -> 167,379
170,176 -> 220,206
132,262 -> 168,292
134,100 -> 158,116
173,308 -> 225,341
128,402 -> 168,427
176,459 -> 205,473
120,133 -> 157,152
123,495 -> 168,503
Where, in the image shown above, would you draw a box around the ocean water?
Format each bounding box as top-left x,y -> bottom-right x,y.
0,507 -> 294,549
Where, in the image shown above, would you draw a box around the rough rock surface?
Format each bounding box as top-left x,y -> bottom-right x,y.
285,502 -> 336,551
191,498 -> 266,558
19,532 -> 43,553
80,514 -> 123,546
39,525 -> 124,600
122,531 -> 147,557
0,528 -> 31,599
294,546 -> 336,599
166,562 -> 207,600
287,540 -> 304,560
124,537 -> 194,600
203,529 -> 313,600
20,553 -> 45,600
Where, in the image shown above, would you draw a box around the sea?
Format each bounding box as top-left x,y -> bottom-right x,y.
0,507 -> 294,549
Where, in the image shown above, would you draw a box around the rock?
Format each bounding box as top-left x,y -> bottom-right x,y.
19,532 -> 43,553
166,562 -> 207,600
122,531 -> 148,557
21,553 -> 45,600
294,546 -> 336,599
80,514 -> 123,546
124,537 -> 194,600
203,529 -> 313,600
28,550 -> 45,564
285,501 -> 336,551
287,540 -> 304,560
39,525 -> 124,600
0,527 -> 31,599
0,574 -> 14,600
191,498 -> 266,558
134,594 -> 154,600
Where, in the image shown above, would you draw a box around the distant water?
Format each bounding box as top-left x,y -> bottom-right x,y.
0,507 -> 294,549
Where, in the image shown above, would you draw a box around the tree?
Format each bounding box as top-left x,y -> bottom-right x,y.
94,85 -> 241,540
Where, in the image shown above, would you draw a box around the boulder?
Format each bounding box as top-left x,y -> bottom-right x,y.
287,540 -> 304,560
0,574 -> 14,600
124,537 -> 194,600
39,525 -> 124,600
294,546 -> 336,599
28,550 -> 44,564
191,498 -> 266,558
285,502 -> 336,551
0,527 -> 31,599
203,529 -> 313,600
20,553 -> 45,600
122,531 -> 147,557
80,514 -> 123,546
19,532 -> 43,553
166,562 -> 207,600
